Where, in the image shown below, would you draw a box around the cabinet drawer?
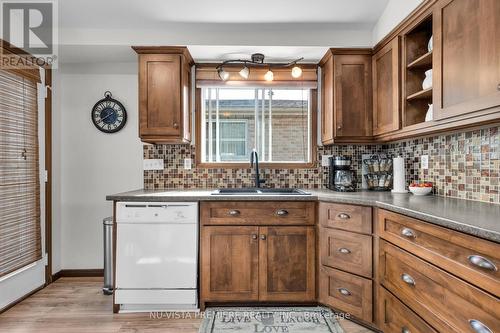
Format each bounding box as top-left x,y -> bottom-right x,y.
377,209 -> 500,297
379,240 -> 500,333
200,201 -> 315,225
378,286 -> 437,333
319,202 -> 372,234
319,266 -> 372,323
320,227 -> 372,278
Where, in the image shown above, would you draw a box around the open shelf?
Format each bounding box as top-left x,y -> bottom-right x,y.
406,87 -> 432,101
407,51 -> 432,69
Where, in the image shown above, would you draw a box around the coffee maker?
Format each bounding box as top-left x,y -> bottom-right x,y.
328,156 -> 356,192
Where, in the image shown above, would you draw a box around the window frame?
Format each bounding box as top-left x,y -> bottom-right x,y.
195,88 -> 317,169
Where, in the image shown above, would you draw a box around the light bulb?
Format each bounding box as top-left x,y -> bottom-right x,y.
239,66 -> 250,79
264,69 -> 274,81
217,68 -> 229,81
291,66 -> 302,78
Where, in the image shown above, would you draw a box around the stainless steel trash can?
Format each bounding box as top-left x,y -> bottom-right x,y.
103,217 -> 113,295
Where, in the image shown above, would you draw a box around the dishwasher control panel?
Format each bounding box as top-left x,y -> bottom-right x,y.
116,202 -> 198,224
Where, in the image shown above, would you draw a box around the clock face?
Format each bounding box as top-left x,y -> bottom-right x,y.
91,96 -> 127,133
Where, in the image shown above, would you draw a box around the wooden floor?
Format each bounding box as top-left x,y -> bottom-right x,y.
0,277 -> 373,333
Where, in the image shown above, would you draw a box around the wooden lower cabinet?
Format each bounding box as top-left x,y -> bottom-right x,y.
200,224 -> 315,305
378,286 -> 438,333
259,226 -> 316,301
319,266 -> 373,323
200,226 -> 259,302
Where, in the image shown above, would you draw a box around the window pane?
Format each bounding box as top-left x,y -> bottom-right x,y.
201,87 -> 310,163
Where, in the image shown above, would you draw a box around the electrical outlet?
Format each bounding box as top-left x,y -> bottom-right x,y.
321,155 -> 332,167
421,155 -> 429,170
184,158 -> 192,170
143,159 -> 164,171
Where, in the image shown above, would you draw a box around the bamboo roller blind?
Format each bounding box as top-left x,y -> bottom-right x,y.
0,70 -> 41,277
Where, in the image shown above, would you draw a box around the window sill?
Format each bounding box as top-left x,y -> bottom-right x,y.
196,162 -> 317,169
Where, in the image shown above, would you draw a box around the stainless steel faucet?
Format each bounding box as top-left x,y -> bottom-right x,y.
250,149 -> 265,188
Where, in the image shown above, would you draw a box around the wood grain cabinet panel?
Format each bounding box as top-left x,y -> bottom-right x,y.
200,201 -> 315,226
378,286 -> 438,333
200,226 -> 259,302
319,266 -> 373,323
319,49 -> 373,144
134,47 -> 193,144
377,209 -> 500,297
372,37 -> 401,136
319,228 -> 372,278
258,226 -> 316,302
433,0 -> 500,119
319,202 -> 372,234
379,240 -> 500,333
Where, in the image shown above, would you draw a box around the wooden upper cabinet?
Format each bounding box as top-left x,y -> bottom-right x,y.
258,226 -> 316,302
133,46 -> 193,144
433,0 -> 500,120
372,37 -> 401,136
320,49 -> 373,144
200,226 -> 259,302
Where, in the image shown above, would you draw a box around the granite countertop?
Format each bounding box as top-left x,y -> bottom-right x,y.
106,189 -> 500,243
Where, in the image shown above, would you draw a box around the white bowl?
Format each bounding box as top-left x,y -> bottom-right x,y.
409,186 -> 433,196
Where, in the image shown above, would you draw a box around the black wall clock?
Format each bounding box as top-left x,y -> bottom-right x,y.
91,91 -> 127,133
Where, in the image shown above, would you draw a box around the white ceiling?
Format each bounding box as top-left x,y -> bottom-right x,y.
57,0 -> 393,65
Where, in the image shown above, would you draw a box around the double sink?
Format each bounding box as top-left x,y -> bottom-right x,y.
211,188 -> 311,196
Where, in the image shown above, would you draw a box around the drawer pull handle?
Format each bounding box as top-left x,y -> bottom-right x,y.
338,247 -> 351,254
401,327 -> 411,333
337,288 -> 351,296
276,209 -> 289,216
469,319 -> 492,333
401,273 -> 416,286
228,209 -> 240,216
468,255 -> 498,272
337,213 -> 350,220
251,234 -> 258,240
401,228 -> 416,238
260,234 -> 267,240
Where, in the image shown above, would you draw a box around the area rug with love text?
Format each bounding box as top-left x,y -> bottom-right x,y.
199,307 -> 345,333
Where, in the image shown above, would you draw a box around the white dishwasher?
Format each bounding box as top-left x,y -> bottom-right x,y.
115,202 -> 198,312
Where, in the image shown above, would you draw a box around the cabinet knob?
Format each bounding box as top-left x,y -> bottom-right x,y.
251,234 -> 258,240
468,255 -> 498,272
401,327 -> 411,333
337,288 -> 351,296
173,122 -> 179,129
275,209 -> 289,216
260,234 -> 267,240
469,319 -> 492,333
401,227 -> 416,238
337,125 -> 342,130
338,247 -> 351,254
228,209 -> 240,216
497,83 -> 500,91
337,213 -> 350,220
401,273 -> 416,286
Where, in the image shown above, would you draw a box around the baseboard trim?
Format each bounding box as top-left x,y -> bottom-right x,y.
52,269 -> 104,281
0,284 -> 45,314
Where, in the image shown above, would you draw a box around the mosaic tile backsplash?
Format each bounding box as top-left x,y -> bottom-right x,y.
144,125 -> 500,204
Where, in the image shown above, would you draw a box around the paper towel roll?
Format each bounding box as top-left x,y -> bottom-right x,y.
392,156 -> 408,193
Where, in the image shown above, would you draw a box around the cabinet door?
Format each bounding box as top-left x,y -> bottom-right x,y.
372,38 -> 401,135
259,226 -> 315,301
433,0 -> 500,119
334,54 -> 373,138
201,226 -> 259,302
321,54 -> 334,144
139,54 -> 182,137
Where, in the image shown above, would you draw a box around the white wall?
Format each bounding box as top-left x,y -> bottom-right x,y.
53,62 -> 142,270
372,0 -> 424,44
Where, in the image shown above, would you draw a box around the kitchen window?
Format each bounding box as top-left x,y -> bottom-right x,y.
200,87 -> 312,165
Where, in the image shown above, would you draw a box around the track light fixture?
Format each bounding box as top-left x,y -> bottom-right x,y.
215,53 -> 304,82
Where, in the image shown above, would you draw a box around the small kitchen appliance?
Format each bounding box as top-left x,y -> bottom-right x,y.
328,156 -> 356,192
